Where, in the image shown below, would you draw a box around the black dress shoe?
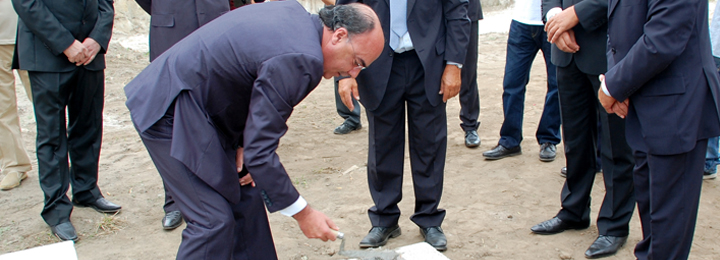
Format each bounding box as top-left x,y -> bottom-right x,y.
483,144 -> 521,160
560,167 -> 568,178
51,222 -> 78,241
464,130 -> 480,148
333,122 -> 361,135
530,217 -> 589,235
72,197 -> 121,214
420,226 -> 447,251
162,210 -> 184,230
359,225 -> 401,248
585,235 -> 628,259
539,143 -> 557,162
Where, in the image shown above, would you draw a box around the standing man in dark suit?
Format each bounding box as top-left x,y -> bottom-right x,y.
601,0 -> 720,258
12,0 -> 122,241
126,2 -> 385,259
134,0 -> 229,231
530,0 -> 635,258
458,0 -> 483,148
336,0 -> 470,251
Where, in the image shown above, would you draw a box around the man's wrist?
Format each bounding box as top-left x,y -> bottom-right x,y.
280,196 -> 308,217
446,61 -> 463,69
547,7 -> 562,21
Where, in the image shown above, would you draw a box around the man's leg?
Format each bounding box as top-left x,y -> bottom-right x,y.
333,79 -> 361,134
0,44 -> 32,190
554,63 -> 597,226
534,29 -> 561,149
634,140 -> 706,260
458,19 -> 480,147
66,68 -> 104,204
493,21 -> 541,153
704,136 -> 719,178
30,70 -> 75,226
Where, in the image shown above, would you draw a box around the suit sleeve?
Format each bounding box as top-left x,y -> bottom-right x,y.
89,0 -> 114,54
11,0 -> 76,56
243,54 -> 324,213
605,0 -> 697,101
573,0 -> 607,32
135,0 -> 151,14
443,0 -> 471,64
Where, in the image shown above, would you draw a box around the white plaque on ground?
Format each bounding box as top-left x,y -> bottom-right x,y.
0,241 -> 77,260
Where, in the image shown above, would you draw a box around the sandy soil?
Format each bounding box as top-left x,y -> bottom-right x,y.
1,4 -> 719,260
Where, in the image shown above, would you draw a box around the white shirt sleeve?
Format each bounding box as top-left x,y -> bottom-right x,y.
546,7 -> 563,21
600,75 -> 612,97
279,196 -> 308,217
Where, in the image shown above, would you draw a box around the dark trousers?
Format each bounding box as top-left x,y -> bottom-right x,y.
498,20 -> 561,148
458,19 -> 480,132
555,59 -> 635,236
29,69 -> 104,226
366,50 -> 447,228
633,140 -> 706,260
334,80 -> 361,127
138,95 -> 276,259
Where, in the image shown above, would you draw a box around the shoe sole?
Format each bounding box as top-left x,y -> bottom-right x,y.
358,227 -> 402,248
532,225 -> 589,235
465,142 -> 480,148
53,232 -> 79,242
483,151 -> 522,160
704,173 -> 717,180
539,156 -> 556,162
72,202 -> 122,214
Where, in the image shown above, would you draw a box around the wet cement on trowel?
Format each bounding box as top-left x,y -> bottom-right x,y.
337,236 -> 400,260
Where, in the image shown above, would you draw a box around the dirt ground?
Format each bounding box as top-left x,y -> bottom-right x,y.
1,4 -> 720,260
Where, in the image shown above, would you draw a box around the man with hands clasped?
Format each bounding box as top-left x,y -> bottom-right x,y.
531,0 -> 635,258
12,0 -> 122,242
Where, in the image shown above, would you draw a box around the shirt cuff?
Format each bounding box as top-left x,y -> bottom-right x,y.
447,61 -> 463,69
547,7 -> 562,21
279,196 -> 307,217
600,76 -> 612,97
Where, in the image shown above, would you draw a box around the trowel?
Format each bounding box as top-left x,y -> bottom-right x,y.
332,231 -> 399,260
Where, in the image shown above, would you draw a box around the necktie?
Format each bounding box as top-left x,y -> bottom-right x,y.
389,0 -> 407,51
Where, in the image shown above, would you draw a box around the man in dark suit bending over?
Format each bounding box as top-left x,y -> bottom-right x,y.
125,2 -> 385,259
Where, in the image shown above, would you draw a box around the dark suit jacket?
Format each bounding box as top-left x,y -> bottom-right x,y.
469,0 -> 482,21
542,0 -> 607,75
134,0 -> 229,61
125,1 -> 324,210
335,0 -> 471,111
605,0 -> 720,155
12,0 -> 114,72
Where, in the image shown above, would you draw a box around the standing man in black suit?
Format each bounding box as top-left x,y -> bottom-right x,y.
602,0 -> 720,258
336,0 -> 470,251
530,0 -> 635,258
12,0 -> 121,241
458,0 -> 482,148
134,0 -> 229,231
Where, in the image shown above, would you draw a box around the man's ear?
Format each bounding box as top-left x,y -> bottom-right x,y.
332,27 -> 349,45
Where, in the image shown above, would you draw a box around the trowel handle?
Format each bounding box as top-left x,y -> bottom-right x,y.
331,230 -> 344,240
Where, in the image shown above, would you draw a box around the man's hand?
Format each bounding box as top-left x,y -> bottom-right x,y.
80,38 -> 101,66
236,147 -> 255,186
554,30 -> 580,53
63,40 -> 88,65
338,78 -> 359,111
293,205 -> 339,242
439,64 -> 462,102
545,6 -> 579,43
597,75 -> 628,118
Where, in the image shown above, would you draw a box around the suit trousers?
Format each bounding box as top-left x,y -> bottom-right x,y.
138,93 -> 276,260
632,139 -> 706,260
555,59 -> 635,236
334,80 -> 361,127
0,44 -> 32,174
458,19 -> 480,132
498,20 -> 560,149
29,68 -> 104,226
366,50 -> 447,228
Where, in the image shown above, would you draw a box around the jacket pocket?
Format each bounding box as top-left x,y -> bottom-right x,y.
151,14 -> 175,28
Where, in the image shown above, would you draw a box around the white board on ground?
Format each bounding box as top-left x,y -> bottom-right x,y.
0,241 -> 77,260
396,242 -> 451,260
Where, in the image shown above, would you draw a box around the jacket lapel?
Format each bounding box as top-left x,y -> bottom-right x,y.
609,0 -> 619,17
